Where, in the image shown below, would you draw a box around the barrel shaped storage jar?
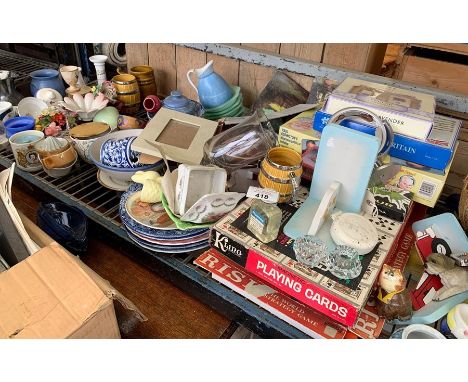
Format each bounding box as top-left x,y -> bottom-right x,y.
111,74 -> 141,115
129,65 -> 157,100
258,147 -> 303,203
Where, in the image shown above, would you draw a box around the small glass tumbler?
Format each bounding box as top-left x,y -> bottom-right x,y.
329,245 -> 362,280
293,235 -> 330,270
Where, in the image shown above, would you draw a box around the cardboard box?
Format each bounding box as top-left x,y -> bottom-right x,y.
277,110 -> 321,180
0,213 -> 146,339
313,110 -> 460,171
0,242 -> 120,338
323,77 -> 436,140
210,197 -> 403,327
381,143 -> 458,208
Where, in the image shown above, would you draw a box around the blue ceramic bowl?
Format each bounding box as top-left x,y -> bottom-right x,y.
4,116 -> 35,139
89,129 -> 164,183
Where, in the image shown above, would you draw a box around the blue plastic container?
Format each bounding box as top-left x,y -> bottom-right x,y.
4,116 -> 35,138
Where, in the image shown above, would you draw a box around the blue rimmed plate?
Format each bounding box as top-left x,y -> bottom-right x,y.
125,228 -> 210,253
126,225 -> 209,246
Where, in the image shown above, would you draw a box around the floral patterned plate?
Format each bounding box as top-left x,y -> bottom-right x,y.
125,190 -> 176,230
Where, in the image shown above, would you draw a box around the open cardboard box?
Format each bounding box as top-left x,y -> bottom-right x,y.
0,212 -> 146,339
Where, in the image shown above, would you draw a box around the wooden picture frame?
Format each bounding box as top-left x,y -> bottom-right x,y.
132,108 -> 218,165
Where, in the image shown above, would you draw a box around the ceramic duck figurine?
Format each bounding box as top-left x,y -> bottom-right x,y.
131,171 -> 163,203
186,60 -> 233,109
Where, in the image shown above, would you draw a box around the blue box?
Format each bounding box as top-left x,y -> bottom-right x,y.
313,110 -> 460,170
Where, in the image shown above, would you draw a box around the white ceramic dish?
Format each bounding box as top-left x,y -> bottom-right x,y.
59,93 -> 108,121
89,129 -> 163,183
17,97 -> 48,119
36,88 -> 63,105
175,164 -> 227,215
97,169 -> 131,191
330,212 -> 379,255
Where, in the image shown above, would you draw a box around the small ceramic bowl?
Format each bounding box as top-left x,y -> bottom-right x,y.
41,156 -> 77,178
42,144 -> 77,169
17,97 -> 48,119
401,324 -> 446,339
69,122 -> 111,163
4,116 -> 35,139
35,136 -> 70,158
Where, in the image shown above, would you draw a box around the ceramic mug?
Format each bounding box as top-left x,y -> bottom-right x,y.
401,324 -> 446,339
100,136 -> 140,168
111,74 -> 140,115
9,130 -> 44,172
128,65 -> 157,100
258,147 -> 303,203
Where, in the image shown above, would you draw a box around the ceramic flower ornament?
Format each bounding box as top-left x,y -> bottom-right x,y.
44,122 -> 62,137
131,171 -> 163,203
59,92 -> 109,121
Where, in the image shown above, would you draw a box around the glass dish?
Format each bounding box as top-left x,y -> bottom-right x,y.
293,235 -> 330,269
201,110 -> 277,173
328,245 -> 362,280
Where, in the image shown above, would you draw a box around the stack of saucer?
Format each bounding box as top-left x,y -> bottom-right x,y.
119,184 -> 210,253
203,86 -> 246,121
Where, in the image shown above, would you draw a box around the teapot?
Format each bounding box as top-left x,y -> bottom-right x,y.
162,90 -> 204,116
186,60 -> 233,109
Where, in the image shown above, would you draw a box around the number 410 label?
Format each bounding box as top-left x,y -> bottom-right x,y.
246,186 -> 279,204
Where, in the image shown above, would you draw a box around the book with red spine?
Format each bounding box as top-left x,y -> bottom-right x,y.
195,248 -> 347,339
195,248 -> 388,339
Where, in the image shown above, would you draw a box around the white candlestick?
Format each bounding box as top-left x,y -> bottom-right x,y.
89,55 -> 108,85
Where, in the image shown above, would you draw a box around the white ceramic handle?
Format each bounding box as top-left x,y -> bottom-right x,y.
186,69 -> 198,94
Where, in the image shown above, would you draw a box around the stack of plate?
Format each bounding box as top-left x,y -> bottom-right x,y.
203,86 -> 246,121
119,184 -> 210,253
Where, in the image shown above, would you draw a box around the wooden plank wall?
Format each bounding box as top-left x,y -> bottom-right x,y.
126,43 -> 387,103
389,44 -> 468,194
